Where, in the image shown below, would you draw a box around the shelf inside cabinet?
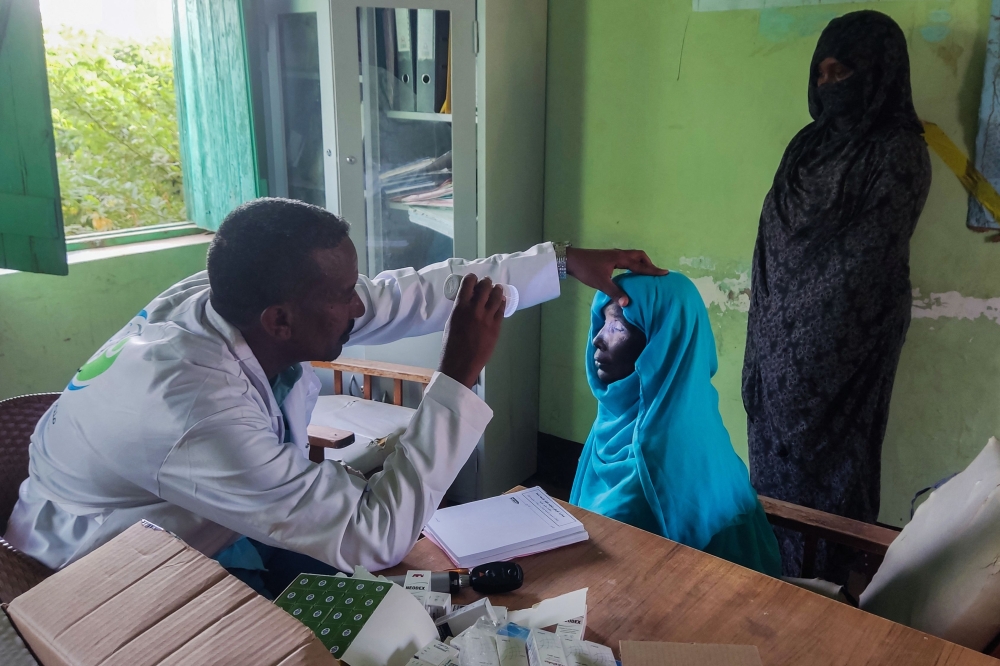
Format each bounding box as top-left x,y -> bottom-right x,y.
385,111 -> 452,123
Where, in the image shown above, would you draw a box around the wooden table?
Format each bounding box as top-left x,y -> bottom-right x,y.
388,495 -> 995,666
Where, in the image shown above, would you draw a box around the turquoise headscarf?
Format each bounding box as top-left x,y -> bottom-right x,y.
570,273 -> 781,576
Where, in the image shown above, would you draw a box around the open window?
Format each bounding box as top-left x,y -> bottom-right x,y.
0,0 -> 262,276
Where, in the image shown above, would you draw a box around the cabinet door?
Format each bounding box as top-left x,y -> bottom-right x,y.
329,0 -> 476,277
260,0 -> 340,214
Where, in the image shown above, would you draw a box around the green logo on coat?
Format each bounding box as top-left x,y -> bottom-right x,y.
67,310 -> 147,390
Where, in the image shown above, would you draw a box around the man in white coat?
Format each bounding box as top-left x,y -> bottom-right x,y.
5,198 -> 665,594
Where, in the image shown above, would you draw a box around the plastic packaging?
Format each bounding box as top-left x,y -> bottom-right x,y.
453,618 -> 502,666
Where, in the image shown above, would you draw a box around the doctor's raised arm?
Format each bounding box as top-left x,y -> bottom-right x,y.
348,241 -> 668,348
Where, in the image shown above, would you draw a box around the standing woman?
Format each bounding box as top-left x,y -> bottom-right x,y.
743,11 -> 931,582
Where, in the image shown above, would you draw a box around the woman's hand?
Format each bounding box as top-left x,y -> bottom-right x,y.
565,247 -> 668,307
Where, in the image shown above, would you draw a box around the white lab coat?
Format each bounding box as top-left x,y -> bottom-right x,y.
4,243 -> 560,572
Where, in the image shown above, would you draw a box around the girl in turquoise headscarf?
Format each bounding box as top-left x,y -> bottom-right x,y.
570,272 -> 781,576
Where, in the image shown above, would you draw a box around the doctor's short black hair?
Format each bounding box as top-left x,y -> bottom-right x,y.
207,197 -> 351,328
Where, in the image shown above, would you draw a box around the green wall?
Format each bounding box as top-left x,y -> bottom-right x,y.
538,0 -> 1000,526
0,244 -> 207,399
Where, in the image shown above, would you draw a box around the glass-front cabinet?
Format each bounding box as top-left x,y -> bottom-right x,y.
251,0 -> 547,500
259,0 -> 474,276
331,3 -> 477,276
259,0 -> 339,211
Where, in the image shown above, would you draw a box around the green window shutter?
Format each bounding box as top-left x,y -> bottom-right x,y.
172,0 -> 261,232
0,0 -> 67,275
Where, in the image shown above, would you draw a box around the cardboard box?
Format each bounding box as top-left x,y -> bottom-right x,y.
620,641 -> 762,666
3,522 -> 337,666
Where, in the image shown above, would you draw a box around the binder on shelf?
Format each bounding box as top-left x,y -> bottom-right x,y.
381,9 -> 396,109
415,10 -> 449,113
415,9 -> 435,112
439,29 -> 452,114
433,12 -> 450,112
394,8 -> 416,111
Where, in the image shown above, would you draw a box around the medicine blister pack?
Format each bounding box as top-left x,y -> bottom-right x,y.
276,574 -> 391,657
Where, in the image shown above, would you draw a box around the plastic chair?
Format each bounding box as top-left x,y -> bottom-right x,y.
0,393 -> 59,603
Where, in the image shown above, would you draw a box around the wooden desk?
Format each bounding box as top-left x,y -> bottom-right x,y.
388,496 -> 995,666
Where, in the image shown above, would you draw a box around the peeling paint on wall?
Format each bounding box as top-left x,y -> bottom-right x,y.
756,7 -> 838,42
920,9 -> 952,43
691,272 -> 751,313
912,288 -> 1000,325
679,256 -> 717,270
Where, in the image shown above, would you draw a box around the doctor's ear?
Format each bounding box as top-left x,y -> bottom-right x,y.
259,304 -> 295,341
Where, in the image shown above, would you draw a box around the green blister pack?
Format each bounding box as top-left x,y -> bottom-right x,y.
275,574 -> 392,654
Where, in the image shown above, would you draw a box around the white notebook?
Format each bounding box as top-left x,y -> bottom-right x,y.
424,487 -> 589,568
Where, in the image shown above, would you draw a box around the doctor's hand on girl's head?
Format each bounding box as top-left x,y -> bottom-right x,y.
565,247 -> 668,308
439,274 -> 506,388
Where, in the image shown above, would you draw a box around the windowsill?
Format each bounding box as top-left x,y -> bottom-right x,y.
65,221 -> 206,252
66,231 -> 213,264
0,232 -> 213,278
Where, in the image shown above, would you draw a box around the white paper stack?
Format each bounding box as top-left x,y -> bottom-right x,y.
423,487 -> 589,568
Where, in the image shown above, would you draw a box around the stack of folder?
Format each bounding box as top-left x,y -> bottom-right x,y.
396,180 -> 452,207
381,152 -> 454,238
423,487 -> 590,568
382,152 -> 453,208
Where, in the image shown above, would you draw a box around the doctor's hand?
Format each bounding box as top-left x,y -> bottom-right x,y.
565,247 -> 668,307
439,274 -> 505,389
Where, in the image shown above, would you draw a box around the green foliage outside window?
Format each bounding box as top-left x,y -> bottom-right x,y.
45,28 -> 186,236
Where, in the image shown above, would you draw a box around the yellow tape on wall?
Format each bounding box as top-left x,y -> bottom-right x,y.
922,121 -> 1000,237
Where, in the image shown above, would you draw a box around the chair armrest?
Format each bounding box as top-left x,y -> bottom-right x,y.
758,495 -> 899,556
307,426 -> 356,464
308,425 -> 356,449
310,359 -> 434,384
0,538 -> 55,603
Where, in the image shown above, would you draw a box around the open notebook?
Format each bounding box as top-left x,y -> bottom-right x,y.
423,487 -> 589,568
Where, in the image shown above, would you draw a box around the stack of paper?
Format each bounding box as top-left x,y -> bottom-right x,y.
395,180 -> 453,207
381,152 -> 452,202
424,487 -> 589,568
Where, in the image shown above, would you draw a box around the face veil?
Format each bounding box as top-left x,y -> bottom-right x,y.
806,11 -> 923,135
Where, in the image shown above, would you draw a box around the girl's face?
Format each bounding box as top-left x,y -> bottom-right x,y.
592,302 -> 647,384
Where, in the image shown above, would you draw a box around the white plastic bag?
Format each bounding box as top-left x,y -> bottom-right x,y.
860,437 -> 1000,650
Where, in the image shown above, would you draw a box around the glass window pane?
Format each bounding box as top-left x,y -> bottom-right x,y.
279,13 -> 326,208
357,8 -> 453,275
